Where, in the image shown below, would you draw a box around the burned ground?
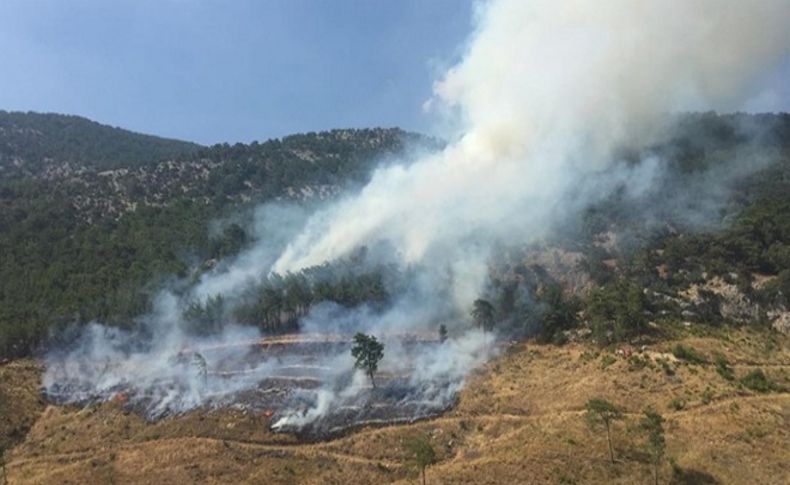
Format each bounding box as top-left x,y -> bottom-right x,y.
42,335 -> 458,441
2,326 -> 788,484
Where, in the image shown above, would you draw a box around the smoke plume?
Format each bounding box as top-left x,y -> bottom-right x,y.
274,0 -> 790,285
44,0 -> 790,432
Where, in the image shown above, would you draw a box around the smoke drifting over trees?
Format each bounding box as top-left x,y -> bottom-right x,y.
273,0 -> 790,299
43,0 -> 790,430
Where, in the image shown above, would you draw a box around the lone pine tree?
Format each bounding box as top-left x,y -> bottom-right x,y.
351,333 -> 384,388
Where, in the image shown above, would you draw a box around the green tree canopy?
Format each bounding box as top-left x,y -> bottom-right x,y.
405,434 -> 437,485
585,398 -> 624,464
641,408 -> 666,485
351,333 -> 384,388
471,298 -> 495,332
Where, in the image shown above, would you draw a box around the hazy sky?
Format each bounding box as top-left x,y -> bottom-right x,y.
0,0 -> 474,145
1,0 -> 788,145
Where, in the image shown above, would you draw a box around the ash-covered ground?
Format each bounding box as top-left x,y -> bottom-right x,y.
44,333 -> 486,439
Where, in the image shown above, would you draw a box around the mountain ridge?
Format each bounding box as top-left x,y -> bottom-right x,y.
0,110 -> 203,176
0,111 -> 441,357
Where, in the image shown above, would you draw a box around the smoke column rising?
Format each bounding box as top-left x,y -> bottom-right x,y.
273,0 -> 790,300
238,0 -> 790,428
43,0 -> 790,430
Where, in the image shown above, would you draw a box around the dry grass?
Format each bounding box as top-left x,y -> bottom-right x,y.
0,360 -> 46,452
2,327 -> 788,484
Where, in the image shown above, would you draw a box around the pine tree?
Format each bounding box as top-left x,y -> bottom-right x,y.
405,434 -> 437,485
585,398 -> 623,464
351,333 -> 384,388
641,408 -> 666,485
471,299 -> 495,332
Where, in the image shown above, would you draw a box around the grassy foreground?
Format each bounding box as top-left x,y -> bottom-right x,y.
1,327 -> 788,484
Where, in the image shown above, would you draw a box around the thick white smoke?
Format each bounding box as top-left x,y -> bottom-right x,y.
44,0 -> 790,430
273,0 -> 790,301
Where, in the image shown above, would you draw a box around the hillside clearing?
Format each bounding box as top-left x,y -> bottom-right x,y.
2,327 -> 787,484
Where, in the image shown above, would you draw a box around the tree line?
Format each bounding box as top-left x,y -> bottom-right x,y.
181,261 -> 397,335
0,119 -> 428,358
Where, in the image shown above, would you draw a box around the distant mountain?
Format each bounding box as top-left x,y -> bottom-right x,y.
3,110 -> 788,361
1,112 -> 439,222
0,111 -> 441,357
0,111 -> 203,177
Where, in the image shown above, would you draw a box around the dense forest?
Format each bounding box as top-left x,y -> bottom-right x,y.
180,112 -> 790,349
0,111 -> 202,176
1,111 -> 789,359
0,112 -> 439,357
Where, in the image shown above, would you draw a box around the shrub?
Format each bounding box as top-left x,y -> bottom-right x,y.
672,344 -> 706,364
601,354 -> 617,369
627,354 -> 651,371
657,358 -> 675,376
404,434 -> 436,485
739,369 -> 776,393
714,353 -> 734,381
668,398 -> 685,411
580,350 -> 599,362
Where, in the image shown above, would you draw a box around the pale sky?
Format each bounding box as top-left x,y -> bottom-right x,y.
0,0 -> 474,144
1,0 -> 788,145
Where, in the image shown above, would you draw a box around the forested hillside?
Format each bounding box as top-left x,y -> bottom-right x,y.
0,111 -> 202,177
1,111 -> 789,360
206,113 -> 790,350
0,112 -> 438,357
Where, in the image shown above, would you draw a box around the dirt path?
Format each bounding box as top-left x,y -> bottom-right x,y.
7,435 -> 404,472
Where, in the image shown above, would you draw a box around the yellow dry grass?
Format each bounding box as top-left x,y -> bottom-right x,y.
0,361 -> 46,452
2,327 -> 788,484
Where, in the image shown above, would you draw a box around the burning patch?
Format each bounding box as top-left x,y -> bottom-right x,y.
43,329 -> 494,439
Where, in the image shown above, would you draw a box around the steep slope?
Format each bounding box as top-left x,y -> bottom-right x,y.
0,111 -> 202,177
0,113 -> 439,358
